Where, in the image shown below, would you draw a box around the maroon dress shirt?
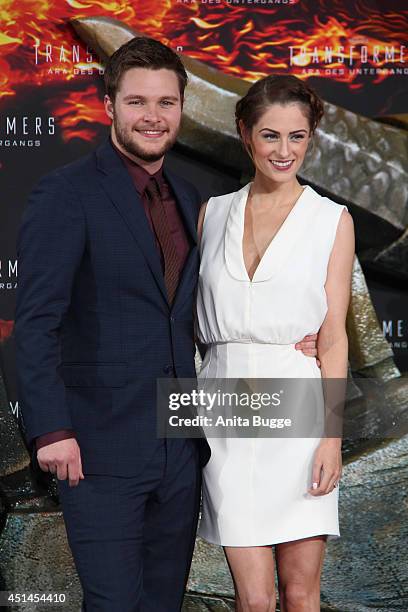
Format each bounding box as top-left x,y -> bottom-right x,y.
35,142 -> 191,451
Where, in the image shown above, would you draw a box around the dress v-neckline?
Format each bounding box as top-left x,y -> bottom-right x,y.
241,184 -> 308,283
224,183 -> 320,284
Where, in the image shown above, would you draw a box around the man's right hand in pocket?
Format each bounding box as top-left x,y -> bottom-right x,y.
37,438 -> 85,487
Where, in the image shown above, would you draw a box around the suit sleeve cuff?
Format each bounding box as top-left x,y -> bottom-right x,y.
35,429 -> 76,450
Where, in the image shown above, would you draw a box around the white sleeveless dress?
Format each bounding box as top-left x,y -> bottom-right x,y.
196,182 -> 346,546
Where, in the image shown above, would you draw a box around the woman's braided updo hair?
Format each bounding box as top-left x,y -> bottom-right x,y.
235,75 -> 324,143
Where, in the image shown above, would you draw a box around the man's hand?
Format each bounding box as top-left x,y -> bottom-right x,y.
37,438 -> 84,487
295,333 -> 321,366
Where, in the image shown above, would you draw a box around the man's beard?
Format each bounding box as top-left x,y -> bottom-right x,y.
113,115 -> 178,162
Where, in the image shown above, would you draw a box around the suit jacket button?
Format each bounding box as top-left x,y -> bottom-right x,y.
163,365 -> 174,375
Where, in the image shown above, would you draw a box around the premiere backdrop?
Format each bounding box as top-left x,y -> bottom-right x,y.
0,1 -> 407,610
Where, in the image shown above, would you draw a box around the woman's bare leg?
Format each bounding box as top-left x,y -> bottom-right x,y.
275,535 -> 327,612
224,546 -> 276,612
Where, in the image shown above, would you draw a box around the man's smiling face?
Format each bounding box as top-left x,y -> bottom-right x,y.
104,67 -> 183,164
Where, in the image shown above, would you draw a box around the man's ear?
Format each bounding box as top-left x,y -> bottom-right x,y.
104,95 -> 114,121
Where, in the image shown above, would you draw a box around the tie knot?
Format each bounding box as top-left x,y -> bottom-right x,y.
145,177 -> 161,201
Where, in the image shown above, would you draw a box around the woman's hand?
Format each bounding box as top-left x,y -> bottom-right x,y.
308,438 -> 342,496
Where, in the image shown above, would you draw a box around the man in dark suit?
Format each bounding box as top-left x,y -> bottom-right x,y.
15,37 -> 317,611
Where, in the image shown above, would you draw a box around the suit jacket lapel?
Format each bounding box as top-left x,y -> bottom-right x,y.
163,167 -> 198,248
163,166 -> 199,311
96,141 -> 169,305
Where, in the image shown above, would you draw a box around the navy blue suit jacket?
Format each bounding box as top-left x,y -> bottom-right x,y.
15,139 -> 210,475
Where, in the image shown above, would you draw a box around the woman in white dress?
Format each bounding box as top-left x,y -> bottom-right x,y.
196,75 -> 355,611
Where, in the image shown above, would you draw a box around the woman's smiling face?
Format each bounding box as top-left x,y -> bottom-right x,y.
242,103 -> 312,183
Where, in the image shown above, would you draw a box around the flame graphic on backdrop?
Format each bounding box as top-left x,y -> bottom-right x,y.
47,86 -> 110,142
0,320 -> 14,342
1,0 -> 406,141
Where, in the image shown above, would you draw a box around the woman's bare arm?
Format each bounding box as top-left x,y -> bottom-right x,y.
195,201 -> 208,359
309,208 -> 355,496
197,201 -> 208,244
318,209 -> 355,378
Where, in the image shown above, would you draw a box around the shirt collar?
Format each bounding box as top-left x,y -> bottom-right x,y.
110,137 -> 164,195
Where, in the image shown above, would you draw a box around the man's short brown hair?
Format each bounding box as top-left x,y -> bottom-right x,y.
104,37 -> 188,102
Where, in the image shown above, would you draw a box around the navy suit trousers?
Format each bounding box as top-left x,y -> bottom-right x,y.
57,438 -> 201,612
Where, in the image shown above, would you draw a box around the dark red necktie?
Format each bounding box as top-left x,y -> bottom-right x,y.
145,177 -> 180,304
